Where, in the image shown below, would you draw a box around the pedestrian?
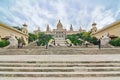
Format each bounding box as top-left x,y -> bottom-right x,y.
98,39 -> 101,50
54,40 -> 55,46
46,40 -> 48,49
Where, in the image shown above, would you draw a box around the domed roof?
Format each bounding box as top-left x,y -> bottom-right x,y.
57,20 -> 63,29
22,23 -> 27,27
92,22 -> 97,26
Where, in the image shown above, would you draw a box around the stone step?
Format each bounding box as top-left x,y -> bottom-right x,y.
0,67 -> 120,69
0,68 -> 120,72
0,62 -> 120,65
0,64 -> 120,67
0,72 -> 120,77
0,61 -> 119,63
0,61 -> 119,65
1,48 -> 120,55
0,61 -> 119,77
0,55 -> 120,61
0,77 -> 120,80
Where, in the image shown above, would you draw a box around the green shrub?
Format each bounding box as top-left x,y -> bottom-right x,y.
90,37 -> 98,45
109,38 -> 120,46
18,37 -> 26,45
28,33 -> 38,43
66,32 -> 98,45
36,32 -> 53,46
0,40 -> 10,48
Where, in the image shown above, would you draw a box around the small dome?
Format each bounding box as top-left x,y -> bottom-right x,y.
92,22 -> 97,26
22,23 -> 27,27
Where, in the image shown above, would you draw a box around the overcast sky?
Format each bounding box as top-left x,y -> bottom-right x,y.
0,0 -> 120,32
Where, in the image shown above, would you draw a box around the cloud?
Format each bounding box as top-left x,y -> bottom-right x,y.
0,0 -> 120,32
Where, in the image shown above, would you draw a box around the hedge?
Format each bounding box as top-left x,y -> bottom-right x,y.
0,40 -> 10,48
109,37 -> 120,46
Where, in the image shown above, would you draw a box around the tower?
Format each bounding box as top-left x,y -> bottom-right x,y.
79,26 -> 82,32
70,24 -> 73,31
57,20 -> 63,30
91,22 -> 97,34
46,24 -> 50,32
38,27 -> 40,32
22,23 -> 28,35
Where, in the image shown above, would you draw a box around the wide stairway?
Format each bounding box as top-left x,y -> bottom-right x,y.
0,48 -> 120,80
55,38 -> 66,46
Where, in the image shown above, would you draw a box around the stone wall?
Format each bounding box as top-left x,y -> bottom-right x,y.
0,23 -> 28,45
92,20 -> 120,39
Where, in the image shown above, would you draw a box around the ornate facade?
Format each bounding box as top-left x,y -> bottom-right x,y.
0,23 -> 28,45
91,20 -> 120,39
34,20 -> 86,46
34,20 -> 86,36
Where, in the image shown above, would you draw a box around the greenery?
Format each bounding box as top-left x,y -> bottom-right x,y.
28,33 -> 38,43
66,32 -> 98,46
0,40 -> 10,48
36,32 -> 53,46
109,37 -> 120,46
18,37 -> 26,45
66,34 -> 83,45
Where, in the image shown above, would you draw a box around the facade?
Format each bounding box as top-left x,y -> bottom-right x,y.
34,20 -> 86,45
0,22 -> 28,45
91,20 -> 120,39
34,20 -> 86,36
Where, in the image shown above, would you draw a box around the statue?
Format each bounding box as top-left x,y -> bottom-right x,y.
9,34 -> 18,48
101,33 -> 111,46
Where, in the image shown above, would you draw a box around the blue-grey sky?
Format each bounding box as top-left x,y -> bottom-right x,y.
0,0 -> 120,32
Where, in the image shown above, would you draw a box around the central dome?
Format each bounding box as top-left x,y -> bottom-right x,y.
57,20 -> 63,29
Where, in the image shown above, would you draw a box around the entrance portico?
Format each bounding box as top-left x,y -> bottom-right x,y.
53,20 -> 66,46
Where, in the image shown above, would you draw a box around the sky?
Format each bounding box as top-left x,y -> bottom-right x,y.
0,0 -> 120,32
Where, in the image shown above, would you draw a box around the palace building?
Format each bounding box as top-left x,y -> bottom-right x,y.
34,20 -> 86,45
0,22 -> 28,45
91,20 -> 120,39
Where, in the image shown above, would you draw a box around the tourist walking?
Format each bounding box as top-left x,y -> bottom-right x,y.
54,40 -> 55,46
98,39 -> 101,49
46,40 -> 48,49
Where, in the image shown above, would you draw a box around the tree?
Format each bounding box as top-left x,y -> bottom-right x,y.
28,33 -> 37,43
109,37 -> 120,46
66,32 -> 98,46
36,32 -> 53,46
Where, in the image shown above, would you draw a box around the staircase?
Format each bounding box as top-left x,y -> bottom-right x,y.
55,38 -> 66,46
0,61 -> 120,77
0,48 -> 120,80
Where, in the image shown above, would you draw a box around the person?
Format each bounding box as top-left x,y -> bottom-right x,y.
98,39 -> 101,50
54,40 -> 55,46
46,40 -> 48,49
